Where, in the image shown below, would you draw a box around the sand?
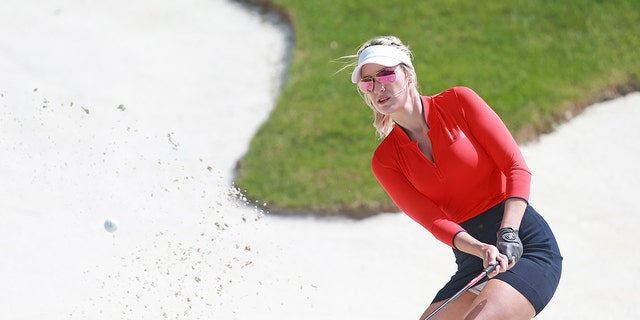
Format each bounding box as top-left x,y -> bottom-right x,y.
1,0 -> 638,319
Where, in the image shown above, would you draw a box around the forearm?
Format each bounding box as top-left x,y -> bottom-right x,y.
452,231 -> 492,259
452,198 -> 527,260
501,198 -> 527,230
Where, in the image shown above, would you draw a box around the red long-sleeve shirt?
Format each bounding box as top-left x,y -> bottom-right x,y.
371,86 -> 531,247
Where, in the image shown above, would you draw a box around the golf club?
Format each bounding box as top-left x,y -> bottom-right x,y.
422,264 -> 498,320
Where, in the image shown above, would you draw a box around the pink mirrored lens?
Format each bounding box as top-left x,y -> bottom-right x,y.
358,80 -> 374,92
377,73 -> 396,84
357,68 -> 397,92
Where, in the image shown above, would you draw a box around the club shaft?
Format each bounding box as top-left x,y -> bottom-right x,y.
422,264 -> 497,320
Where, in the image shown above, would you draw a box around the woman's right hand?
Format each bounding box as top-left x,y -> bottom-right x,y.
481,243 -> 513,277
452,231 -> 514,277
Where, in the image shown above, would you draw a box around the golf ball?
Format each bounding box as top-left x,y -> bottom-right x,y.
104,218 -> 118,232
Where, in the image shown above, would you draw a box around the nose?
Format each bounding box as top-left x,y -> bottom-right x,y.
372,79 -> 385,93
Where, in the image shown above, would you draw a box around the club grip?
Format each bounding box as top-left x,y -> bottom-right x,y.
484,264 -> 498,274
466,264 -> 498,287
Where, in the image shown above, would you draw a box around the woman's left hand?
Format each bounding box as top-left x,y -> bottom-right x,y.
496,227 -> 523,264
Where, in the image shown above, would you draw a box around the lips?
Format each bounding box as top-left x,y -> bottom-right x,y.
377,95 -> 391,104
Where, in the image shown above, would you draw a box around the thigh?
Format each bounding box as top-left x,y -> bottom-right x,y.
467,279 -> 536,320
419,291 -> 476,320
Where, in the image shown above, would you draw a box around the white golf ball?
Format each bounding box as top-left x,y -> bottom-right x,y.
104,218 -> 118,232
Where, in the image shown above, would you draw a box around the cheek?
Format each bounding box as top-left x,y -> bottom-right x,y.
366,95 -> 387,112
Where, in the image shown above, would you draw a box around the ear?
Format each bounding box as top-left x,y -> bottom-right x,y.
404,68 -> 414,84
407,73 -> 415,85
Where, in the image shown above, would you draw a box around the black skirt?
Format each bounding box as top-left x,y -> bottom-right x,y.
432,201 -> 563,315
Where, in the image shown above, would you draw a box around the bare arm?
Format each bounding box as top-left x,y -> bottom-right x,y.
501,197 -> 527,230
452,198 -> 527,275
452,231 -> 508,275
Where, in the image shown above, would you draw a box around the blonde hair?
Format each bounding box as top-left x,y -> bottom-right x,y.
339,36 -> 419,138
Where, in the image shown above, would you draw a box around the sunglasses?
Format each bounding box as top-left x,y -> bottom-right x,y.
357,66 -> 400,93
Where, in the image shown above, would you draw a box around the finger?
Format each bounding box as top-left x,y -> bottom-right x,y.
484,253 -> 498,269
503,247 -> 515,263
497,255 -> 509,272
489,260 -> 503,277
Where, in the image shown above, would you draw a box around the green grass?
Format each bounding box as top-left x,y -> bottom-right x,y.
234,0 -> 640,217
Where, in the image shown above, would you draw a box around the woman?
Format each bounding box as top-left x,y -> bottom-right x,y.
346,36 -> 562,319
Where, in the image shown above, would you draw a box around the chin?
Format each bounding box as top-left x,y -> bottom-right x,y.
374,103 -> 397,115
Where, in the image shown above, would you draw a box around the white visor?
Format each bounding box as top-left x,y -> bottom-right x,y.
351,45 -> 414,83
